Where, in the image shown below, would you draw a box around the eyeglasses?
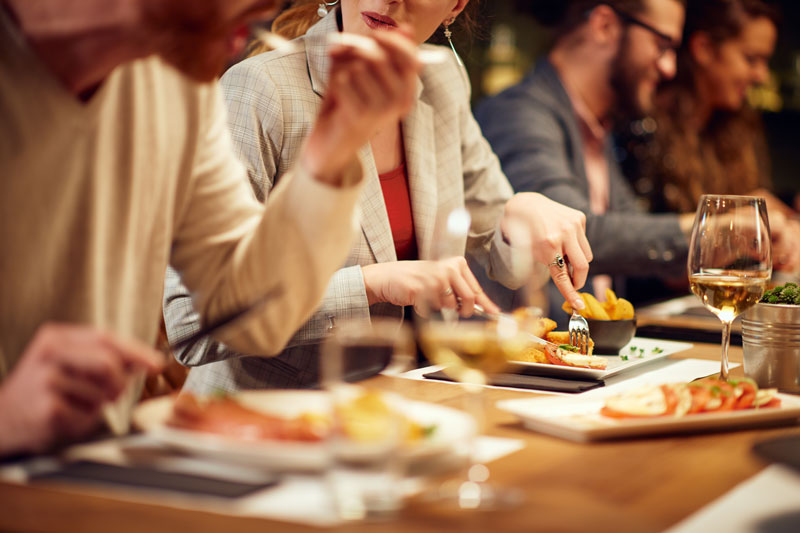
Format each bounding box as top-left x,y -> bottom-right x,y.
606,5 -> 681,57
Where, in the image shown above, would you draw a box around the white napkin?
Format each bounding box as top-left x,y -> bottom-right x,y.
666,464 -> 800,533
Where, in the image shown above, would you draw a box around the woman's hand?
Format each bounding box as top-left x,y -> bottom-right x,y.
361,257 -> 500,317
302,27 -> 421,186
502,192 -> 593,310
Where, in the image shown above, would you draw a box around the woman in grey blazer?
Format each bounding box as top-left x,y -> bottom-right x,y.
164,0 -> 593,393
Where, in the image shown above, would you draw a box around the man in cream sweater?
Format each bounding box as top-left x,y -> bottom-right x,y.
0,0 -> 422,456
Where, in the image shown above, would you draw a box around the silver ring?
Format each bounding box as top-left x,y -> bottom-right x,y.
548,254 -> 566,270
442,287 -> 454,297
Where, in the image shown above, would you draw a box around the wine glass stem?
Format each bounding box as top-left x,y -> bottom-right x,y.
463,382 -> 485,475
720,319 -> 733,381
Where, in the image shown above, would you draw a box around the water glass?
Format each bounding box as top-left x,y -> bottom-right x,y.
321,319 -> 414,521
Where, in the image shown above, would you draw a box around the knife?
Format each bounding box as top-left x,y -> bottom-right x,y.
170,284 -> 286,351
471,304 -> 562,350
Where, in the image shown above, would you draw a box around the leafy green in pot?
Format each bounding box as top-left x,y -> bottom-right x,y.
761,282 -> 800,305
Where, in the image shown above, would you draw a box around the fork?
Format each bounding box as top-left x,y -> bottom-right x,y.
569,309 -> 590,355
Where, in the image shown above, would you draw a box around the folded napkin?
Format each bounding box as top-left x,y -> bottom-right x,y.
423,370 -> 604,393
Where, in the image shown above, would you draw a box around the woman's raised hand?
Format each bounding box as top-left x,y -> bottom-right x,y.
361,257 -> 500,317
502,192 -> 593,311
302,27 -> 422,186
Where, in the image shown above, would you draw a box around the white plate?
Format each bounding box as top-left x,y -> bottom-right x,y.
498,392 -> 800,443
133,390 -> 475,472
510,337 -> 693,380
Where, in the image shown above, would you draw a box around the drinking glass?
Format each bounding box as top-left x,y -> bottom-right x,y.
321,319 -> 415,521
416,209 -> 532,510
688,195 -> 772,380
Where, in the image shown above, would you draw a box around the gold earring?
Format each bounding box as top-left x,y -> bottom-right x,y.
443,17 -> 463,67
317,1 -> 339,18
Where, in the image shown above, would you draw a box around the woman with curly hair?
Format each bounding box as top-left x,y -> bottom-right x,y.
641,0 -> 800,270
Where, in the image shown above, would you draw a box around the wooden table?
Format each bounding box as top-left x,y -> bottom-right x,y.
1,343 -> 798,533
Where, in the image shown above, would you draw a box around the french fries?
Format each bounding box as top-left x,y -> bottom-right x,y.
562,289 -> 635,320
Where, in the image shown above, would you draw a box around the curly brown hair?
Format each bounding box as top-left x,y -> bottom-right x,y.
644,0 -> 780,213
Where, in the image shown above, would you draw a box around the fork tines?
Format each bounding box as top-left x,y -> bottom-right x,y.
569,316 -> 590,355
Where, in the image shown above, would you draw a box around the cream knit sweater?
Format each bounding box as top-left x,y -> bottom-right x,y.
0,12 -> 363,382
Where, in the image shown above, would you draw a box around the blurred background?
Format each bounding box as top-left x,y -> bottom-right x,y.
449,0 -> 800,205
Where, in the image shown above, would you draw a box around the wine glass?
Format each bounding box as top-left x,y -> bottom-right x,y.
688,195 -> 772,381
321,318 -> 415,521
416,209 -> 533,510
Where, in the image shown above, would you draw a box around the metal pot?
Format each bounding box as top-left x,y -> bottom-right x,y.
742,303 -> 800,393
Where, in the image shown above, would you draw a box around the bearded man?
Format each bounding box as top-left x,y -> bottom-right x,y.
476,0 -> 692,320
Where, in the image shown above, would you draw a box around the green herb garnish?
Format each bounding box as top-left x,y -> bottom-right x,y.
558,344 -> 579,352
652,347 -> 664,354
423,425 -> 438,438
620,354 -> 629,361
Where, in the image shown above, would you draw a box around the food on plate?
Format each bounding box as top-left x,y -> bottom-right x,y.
167,389 -> 436,444
544,331 -> 595,354
542,343 -> 607,369
563,289 -> 635,320
761,282 -> 800,305
509,308 -> 556,338
168,393 -> 328,442
336,389 -> 434,443
600,378 -> 781,419
504,309 -> 603,368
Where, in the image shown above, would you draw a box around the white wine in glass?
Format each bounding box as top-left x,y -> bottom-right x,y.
415,209 -> 534,510
687,195 -> 772,380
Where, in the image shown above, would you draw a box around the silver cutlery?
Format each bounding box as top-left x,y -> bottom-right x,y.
568,307 -> 590,356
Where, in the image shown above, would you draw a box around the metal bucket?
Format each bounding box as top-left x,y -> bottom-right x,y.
742,303 -> 800,393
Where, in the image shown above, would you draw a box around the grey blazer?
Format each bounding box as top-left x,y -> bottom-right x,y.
164,10 -> 520,393
475,60 -> 688,277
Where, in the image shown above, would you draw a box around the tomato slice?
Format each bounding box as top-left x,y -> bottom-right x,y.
600,406 -> 637,419
733,382 -> 757,410
544,346 -> 569,367
760,397 -> 782,409
714,382 -> 736,412
660,385 -> 680,415
687,386 -> 711,414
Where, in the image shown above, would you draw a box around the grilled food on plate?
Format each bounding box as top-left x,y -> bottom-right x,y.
168,393 -> 328,442
507,313 -> 604,369
167,390 -> 435,444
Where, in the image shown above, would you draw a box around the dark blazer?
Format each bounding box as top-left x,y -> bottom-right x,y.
476,60 -> 688,278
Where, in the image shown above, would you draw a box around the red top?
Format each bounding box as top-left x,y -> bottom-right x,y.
378,163 -> 418,261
